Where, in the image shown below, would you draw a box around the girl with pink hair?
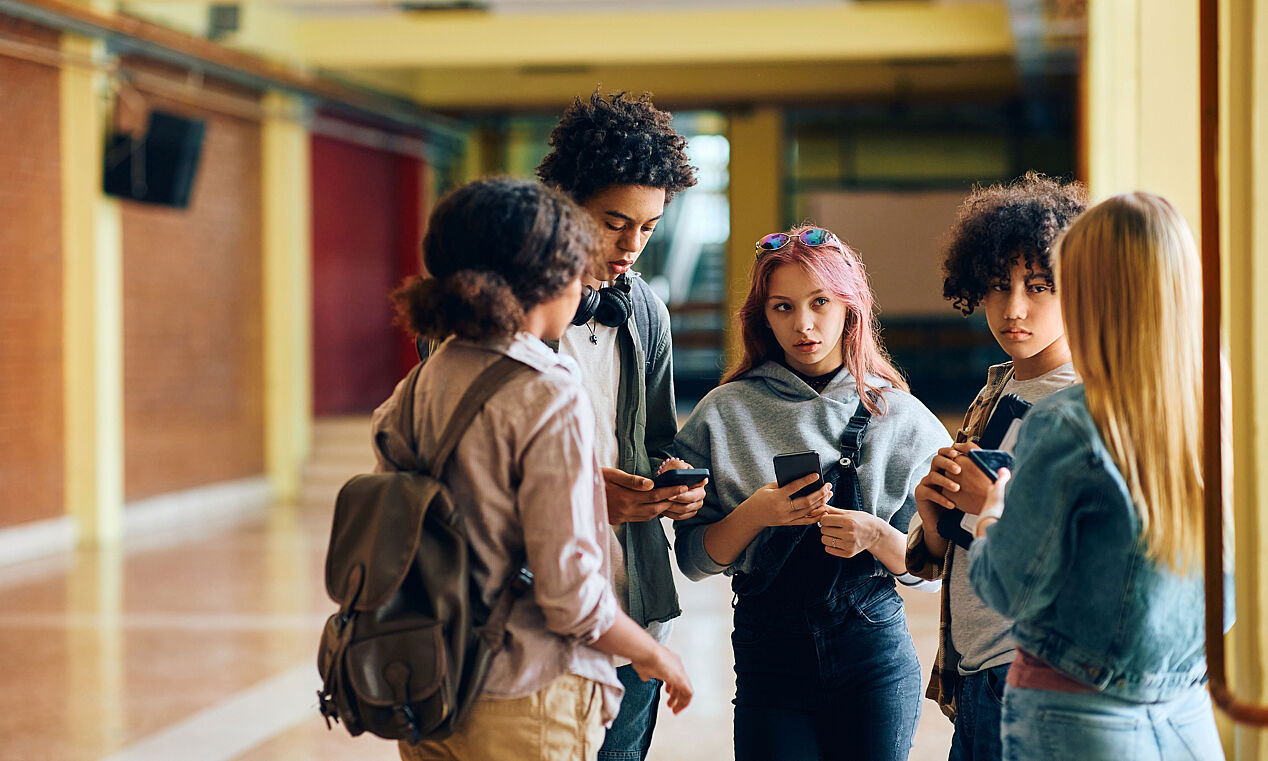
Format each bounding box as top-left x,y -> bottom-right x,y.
672,225 -> 950,760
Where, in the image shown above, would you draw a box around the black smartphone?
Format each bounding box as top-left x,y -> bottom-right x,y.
652,468 -> 710,488
773,451 -> 823,500
965,449 -> 1014,483
979,393 -> 1032,449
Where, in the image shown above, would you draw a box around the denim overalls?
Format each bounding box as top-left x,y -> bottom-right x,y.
730,401 -> 922,761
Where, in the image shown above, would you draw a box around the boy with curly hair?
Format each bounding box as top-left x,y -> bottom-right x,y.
537,90 -> 703,761
905,172 -> 1088,761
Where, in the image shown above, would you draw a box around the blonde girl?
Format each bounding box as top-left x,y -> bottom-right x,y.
968,192 -> 1224,761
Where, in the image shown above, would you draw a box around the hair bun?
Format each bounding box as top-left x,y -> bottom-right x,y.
400,270 -> 525,342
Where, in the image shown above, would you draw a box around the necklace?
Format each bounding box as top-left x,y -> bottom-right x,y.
585,319 -> 598,345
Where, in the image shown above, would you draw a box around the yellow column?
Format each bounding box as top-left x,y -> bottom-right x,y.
1223,0 -> 1268,754
724,107 -> 782,366
261,92 -> 312,500
61,30 -> 127,757
1085,0 -> 1202,238
61,34 -> 123,547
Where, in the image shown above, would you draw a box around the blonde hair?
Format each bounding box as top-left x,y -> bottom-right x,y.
1055,192 -> 1204,569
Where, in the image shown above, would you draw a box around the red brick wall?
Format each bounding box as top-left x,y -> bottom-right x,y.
120,67 -> 265,501
0,18 -> 64,528
311,129 -> 422,415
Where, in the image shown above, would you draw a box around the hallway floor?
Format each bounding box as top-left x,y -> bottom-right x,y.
0,417 -> 952,761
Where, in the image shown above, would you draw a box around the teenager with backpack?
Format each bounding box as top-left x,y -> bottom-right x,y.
967,193 -> 1226,760
536,90 -> 705,761
905,173 -> 1087,761
382,178 -> 692,761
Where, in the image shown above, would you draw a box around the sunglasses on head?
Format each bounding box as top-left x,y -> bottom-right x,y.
754,228 -> 837,257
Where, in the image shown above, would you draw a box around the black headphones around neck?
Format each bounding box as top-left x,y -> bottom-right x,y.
572,274 -> 632,327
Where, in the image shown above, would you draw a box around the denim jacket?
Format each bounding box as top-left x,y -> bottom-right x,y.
968,385 -> 1210,702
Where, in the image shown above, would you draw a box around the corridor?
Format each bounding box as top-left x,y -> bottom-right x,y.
0,417 -> 951,761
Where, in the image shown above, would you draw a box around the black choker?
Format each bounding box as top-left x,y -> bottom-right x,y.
782,361 -> 843,393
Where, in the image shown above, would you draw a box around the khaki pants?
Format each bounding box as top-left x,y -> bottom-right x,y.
399,674 -> 606,761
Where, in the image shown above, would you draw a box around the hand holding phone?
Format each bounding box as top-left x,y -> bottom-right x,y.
773,451 -> 824,500
736,453 -> 830,530
965,449 -> 1014,483
652,468 -> 710,489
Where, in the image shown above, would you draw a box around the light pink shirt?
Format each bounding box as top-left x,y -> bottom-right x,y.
371,333 -> 622,722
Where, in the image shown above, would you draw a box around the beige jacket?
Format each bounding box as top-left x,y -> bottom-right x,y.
371,333 -> 622,723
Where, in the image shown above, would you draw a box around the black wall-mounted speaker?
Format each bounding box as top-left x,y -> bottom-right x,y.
103,110 -> 206,209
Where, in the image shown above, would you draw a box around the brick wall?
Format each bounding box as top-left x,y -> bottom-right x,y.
119,64 -> 265,501
0,18 -> 64,528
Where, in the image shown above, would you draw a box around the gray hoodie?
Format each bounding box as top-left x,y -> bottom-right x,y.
671,360 -> 951,583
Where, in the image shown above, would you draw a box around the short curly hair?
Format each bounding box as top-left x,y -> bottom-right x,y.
942,172 -> 1089,315
537,90 -> 697,204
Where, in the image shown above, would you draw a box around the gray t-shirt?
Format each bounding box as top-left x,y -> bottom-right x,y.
951,361 -> 1078,675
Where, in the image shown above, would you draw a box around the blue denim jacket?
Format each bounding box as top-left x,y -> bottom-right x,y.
968,385 -> 1218,703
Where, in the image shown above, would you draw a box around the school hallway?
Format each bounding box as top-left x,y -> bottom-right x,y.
0,416 -> 951,761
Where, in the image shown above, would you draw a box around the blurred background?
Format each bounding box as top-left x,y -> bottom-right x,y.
0,0 -> 1265,759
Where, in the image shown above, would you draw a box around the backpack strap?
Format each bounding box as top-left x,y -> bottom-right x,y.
376,361 -> 428,472
424,356 -> 531,478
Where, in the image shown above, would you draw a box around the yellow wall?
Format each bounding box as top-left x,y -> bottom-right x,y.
261,92 -> 313,501
724,107 -> 782,367
1223,0 -> 1268,754
1090,1 -> 1268,754
1086,0 -> 1201,233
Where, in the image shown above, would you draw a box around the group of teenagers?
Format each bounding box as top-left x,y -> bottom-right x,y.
374,90 -> 1228,761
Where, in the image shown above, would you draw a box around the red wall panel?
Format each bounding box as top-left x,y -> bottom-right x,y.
311,130 -> 422,415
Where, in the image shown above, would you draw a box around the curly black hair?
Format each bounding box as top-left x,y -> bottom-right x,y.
536,90 -> 697,204
942,171 -> 1089,315
392,177 -> 596,341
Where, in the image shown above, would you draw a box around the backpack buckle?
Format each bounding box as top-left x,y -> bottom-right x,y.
317,689 -> 341,729
511,567 -> 534,594
399,703 -> 422,743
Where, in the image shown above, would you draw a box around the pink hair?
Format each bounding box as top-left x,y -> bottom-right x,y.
721,224 -> 908,415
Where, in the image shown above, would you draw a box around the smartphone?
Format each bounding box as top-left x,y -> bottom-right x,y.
979,393 -> 1032,449
965,449 -> 1014,483
652,468 -> 710,488
773,451 -> 823,500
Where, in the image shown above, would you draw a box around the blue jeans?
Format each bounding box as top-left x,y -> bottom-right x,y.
597,664 -> 661,761
948,664 -> 1008,761
1000,684 -> 1224,761
731,577 -> 922,761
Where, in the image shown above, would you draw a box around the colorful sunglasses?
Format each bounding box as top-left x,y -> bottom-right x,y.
754,228 -> 837,257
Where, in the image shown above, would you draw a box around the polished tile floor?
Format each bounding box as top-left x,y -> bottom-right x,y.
0,417 -> 952,761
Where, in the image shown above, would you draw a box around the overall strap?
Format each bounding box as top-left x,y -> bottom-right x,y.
838,394 -> 875,465
426,356 -> 531,478
837,395 -> 875,511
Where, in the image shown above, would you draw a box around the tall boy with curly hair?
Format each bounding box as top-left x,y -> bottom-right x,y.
537,90 -> 703,761
905,172 -> 1088,761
